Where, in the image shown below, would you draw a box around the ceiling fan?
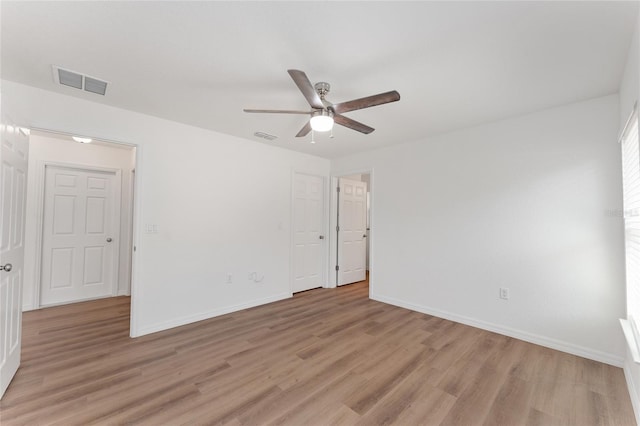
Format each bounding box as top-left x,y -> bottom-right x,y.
244,69 -> 400,139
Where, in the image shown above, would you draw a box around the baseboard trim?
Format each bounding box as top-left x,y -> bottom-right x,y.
133,292 -> 291,337
370,292 -> 624,367
623,355 -> 640,425
22,304 -> 35,312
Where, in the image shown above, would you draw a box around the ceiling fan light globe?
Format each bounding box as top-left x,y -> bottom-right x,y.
72,136 -> 92,143
310,115 -> 334,132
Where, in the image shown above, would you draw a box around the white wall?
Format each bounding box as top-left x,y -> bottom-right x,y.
22,131 -> 135,310
2,81 -> 330,336
333,94 -> 625,366
619,12 -> 640,424
620,18 -> 639,132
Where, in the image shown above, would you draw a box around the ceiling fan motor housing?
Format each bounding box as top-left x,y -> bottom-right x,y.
314,82 -> 330,99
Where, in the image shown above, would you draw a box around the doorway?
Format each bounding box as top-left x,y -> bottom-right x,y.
23,130 -> 137,311
330,172 -> 371,289
1,126 -> 139,399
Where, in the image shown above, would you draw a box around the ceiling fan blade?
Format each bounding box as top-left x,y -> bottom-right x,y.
332,90 -> 400,114
334,114 -> 375,134
287,69 -> 324,110
244,109 -> 310,114
296,121 -> 312,137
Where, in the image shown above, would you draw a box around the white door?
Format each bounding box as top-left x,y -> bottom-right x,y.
40,166 -> 120,306
292,173 -> 325,293
0,119 -> 29,399
338,178 -> 367,286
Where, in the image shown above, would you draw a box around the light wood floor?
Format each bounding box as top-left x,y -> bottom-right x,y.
0,281 -> 635,425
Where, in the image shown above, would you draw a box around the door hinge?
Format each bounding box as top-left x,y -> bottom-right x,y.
335,265 -> 340,271
336,225 -> 340,232
336,186 -> 340,193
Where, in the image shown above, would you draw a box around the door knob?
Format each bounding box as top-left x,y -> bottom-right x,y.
106,237 -> 113,243
1,263 -> 12,272
319,235 -> 325,240
363,234 -> 367,238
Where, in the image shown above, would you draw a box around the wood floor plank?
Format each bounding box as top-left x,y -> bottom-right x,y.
0,280 -> 634,425
355,363 -> 452,426
237,349 -> 364,425
483,374 -> 534,425
345,345 -> 433,415
527,407 -> 564,426
439,364 -> 507,426
436,333 -> 502,397
266,373 -> 368,426
391,384 -> 457,426
326,404 -> 362,425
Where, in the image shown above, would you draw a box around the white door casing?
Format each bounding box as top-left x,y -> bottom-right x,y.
40,165 -> 121,306
292,173 -> 325,293
0,119 -> 29,399
338,177 -> 367,286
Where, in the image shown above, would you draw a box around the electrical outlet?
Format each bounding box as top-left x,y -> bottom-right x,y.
226,273 -> 233,284
499,287 -> 509,300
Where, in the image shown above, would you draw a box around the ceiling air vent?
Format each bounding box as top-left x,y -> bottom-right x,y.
254,132 -> 278,141
52,65 -> 109,96
57,68 -> 83,89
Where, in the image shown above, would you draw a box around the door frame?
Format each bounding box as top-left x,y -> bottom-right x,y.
329,169 -> 374,292
33,162 -> 122,308
289,170 -> 330,295
26,128 -> 142,338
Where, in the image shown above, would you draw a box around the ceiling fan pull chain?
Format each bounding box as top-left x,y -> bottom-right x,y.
330,127 -> 334,139
311,130 -> 315,144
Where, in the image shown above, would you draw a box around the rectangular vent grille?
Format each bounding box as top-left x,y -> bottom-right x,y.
58,69 -> 83,89
254,132 -> 278,141
84,76 -> 108,95
52,66 -> 109,96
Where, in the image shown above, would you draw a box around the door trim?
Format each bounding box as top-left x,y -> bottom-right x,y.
33,161 -> 122,309
289,170 -> 330,295
329,169 -> 374,292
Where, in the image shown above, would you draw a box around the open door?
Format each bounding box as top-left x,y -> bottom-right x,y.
337,177 -> 367,286
0,117 -> 29,398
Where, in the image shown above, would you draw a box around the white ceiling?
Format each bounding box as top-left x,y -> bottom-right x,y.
1,1 -> 638,159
